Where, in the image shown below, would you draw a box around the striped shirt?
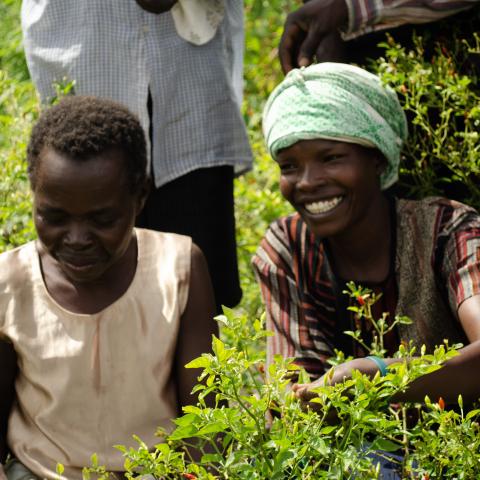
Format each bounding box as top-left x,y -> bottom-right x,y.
21,0 -> 252,188
252,197 -> 480,378
344,0 -> 480,39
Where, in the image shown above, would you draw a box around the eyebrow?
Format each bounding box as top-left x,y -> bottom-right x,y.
36,205 -> 115,215
36,206 -> 65,214
277,143 -> 346,160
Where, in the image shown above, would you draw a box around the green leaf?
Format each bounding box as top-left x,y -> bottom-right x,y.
212,335 -> 226,361
466,409 -> 480,420
185,356 -> 211,369
201,453 -> 224,464
169,424 -> 199,440
320,426 -> 337,435
174,412 -> 201,427
370,438 -> 401,452
197,421 -> 226,435
182,405 -> 203,415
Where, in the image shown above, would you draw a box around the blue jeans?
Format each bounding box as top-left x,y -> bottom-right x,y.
4,460 -> 38,480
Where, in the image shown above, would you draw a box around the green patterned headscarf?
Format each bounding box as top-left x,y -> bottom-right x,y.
263,63 -> 408,189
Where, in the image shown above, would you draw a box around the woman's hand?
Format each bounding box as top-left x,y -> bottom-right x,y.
279,0 -> 349,73
292,357 -> 383,411
135,0 -> 178,14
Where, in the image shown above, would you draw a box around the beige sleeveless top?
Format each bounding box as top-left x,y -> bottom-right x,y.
0,229 -> 191,480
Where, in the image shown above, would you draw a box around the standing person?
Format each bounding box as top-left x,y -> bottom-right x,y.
0,95 -> 216,480
279,0 -> 480,72
21,0 -> 252,313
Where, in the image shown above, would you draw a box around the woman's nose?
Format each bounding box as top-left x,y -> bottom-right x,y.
297,163 -> 327,191
63,221 -> 93,249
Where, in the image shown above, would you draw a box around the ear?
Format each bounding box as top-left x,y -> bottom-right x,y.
134,178 -> 151,215
374,151 -> 387,176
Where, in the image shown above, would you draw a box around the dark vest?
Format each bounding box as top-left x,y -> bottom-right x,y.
394,197 -> 470,351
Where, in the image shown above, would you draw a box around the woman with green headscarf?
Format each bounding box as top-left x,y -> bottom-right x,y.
253,62 -> 480,407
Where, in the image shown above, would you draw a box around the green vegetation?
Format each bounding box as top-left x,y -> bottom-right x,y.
84,297 -> 480,479
0,0 -> 37,250
374,34 -> 480,209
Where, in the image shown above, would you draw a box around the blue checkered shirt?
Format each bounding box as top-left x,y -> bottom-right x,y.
21,0 -> 252,187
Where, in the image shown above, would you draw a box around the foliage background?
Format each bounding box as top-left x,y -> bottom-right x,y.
0,0 -> 296,316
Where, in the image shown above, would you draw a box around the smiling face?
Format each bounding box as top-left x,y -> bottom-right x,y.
276,139 -> 385,238
33,147 -> 145,284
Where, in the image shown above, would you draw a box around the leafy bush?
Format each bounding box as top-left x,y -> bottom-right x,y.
84,289 -> 480,479
373,34 -> 480,210
0,0 -> 37,250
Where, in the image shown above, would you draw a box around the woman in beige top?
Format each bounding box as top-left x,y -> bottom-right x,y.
0,96 -> 216,480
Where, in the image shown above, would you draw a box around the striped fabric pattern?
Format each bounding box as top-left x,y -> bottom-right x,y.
21,0 -> 252,188
344,0 -> 479,39
252,197 -> 480,378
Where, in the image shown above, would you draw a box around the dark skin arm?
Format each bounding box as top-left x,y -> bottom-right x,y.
134,0 -> 178,14
395,296 -> 480,404
294,295 -> 480,406
174,243 -> 216,411
279,0 -> 349,73
0,339 -> 17,464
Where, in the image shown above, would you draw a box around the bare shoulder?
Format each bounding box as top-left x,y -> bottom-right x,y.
190,242 -> 207,267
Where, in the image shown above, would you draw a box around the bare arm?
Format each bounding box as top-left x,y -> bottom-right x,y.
294,295 -> 480,406
0,339 -> 17,463
174,243 -> 216,411
279,0 -> 479,73
394,295 -> 480,403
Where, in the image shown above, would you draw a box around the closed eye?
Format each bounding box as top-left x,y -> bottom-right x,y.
323,154 -> 344,163
91,214 -> 117,227
37,208 -> 67,225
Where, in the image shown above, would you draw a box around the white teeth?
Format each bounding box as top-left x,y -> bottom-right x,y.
304,196 -> 343,214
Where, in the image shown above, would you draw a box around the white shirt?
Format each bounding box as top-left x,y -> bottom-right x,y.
21,0 -> 252,187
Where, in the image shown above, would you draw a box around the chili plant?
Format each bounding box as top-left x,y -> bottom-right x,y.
373,34 -> 480,210
84,289 -> 479,479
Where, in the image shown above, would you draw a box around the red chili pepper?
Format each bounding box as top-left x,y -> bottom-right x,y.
356,296 -> 365,306
438,397 -> 445,410
183,474 -> 197,480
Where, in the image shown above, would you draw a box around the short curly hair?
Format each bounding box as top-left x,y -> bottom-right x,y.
27,96 -> 148,193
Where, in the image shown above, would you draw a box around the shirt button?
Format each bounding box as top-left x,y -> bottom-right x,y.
142,25 -> 149,34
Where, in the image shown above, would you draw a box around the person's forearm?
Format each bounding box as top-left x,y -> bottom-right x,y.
393,340 -> 480,404
345,0 -> 478,37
